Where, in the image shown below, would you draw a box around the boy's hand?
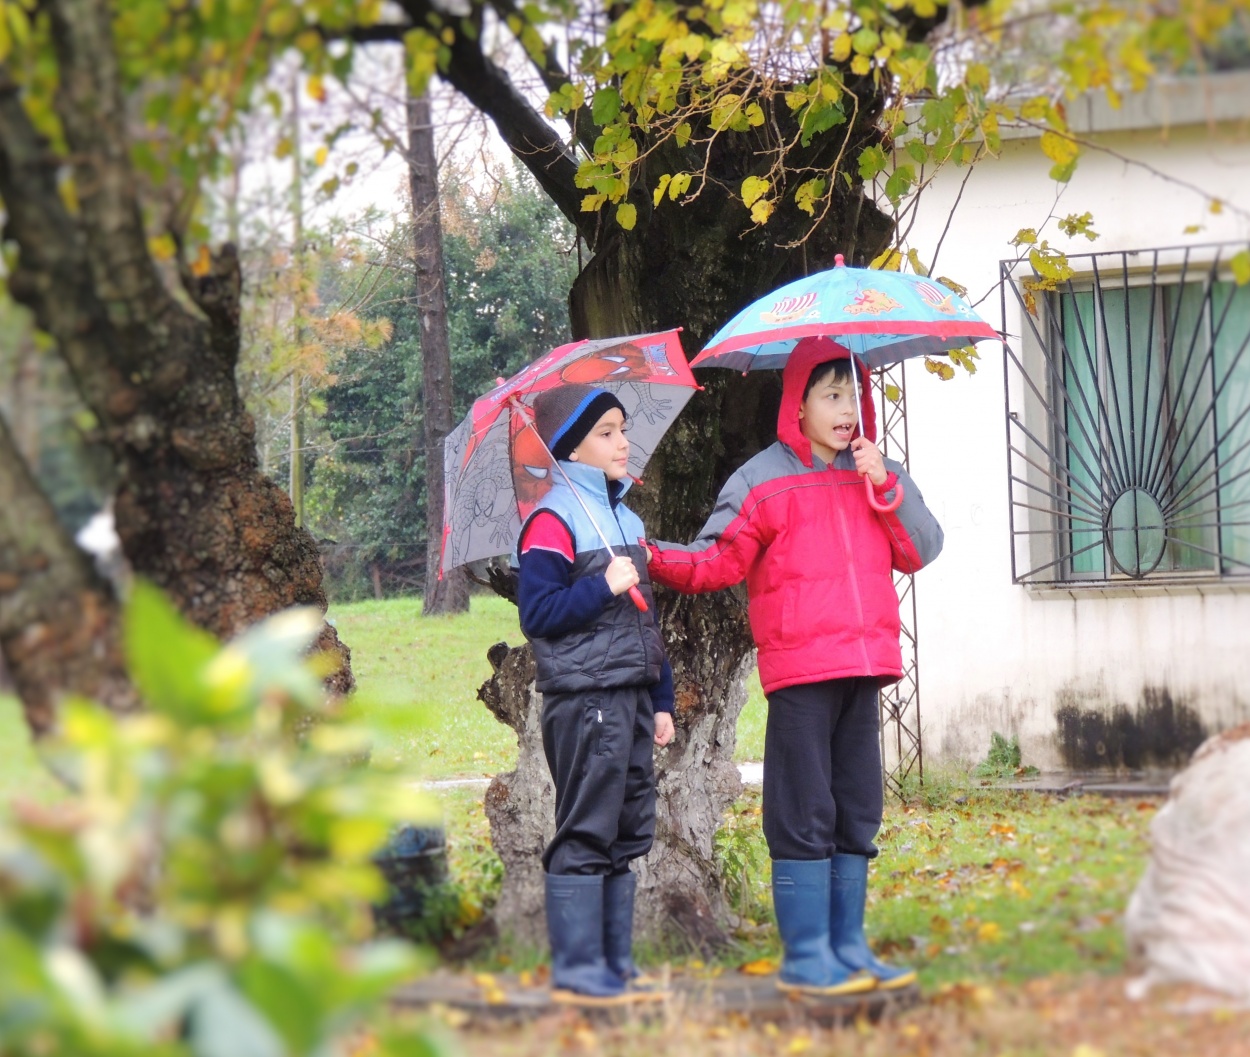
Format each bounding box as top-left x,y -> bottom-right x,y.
851,437 -> 888,487
654,711 -> 675,747
605,555 -> 640,596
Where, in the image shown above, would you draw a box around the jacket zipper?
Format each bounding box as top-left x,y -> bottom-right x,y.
834,477 -> 874,672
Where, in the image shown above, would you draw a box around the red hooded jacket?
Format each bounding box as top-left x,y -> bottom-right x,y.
647,337 -> 943,693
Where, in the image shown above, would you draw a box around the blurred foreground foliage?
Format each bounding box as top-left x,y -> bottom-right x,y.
0,582 -> 443,1057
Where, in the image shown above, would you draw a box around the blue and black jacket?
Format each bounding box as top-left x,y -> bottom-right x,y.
516,460 -> 673,713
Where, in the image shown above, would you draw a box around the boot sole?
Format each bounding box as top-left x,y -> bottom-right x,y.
777,974 -> 876,998
551,988 -> 667,1007
875,970 -> 917,990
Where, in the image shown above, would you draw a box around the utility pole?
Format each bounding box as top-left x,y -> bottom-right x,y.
289,73 -> 305,528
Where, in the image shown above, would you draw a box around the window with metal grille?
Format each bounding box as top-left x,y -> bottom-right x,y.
1003,245 -> 1250,586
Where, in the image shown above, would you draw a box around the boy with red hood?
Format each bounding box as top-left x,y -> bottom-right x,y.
646,336 -> 943,996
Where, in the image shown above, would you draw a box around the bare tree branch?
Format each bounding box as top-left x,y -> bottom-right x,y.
392,0 -> 589,235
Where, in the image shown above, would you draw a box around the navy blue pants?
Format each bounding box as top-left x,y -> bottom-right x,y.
540,684 -> 656,876
762,677 -> 883,861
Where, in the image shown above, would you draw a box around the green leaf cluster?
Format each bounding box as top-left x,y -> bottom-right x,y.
0,582 -> 443,1056
973,731 -> 1040,779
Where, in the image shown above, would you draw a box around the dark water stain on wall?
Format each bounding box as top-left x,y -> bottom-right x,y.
1054,686 -> 1209,771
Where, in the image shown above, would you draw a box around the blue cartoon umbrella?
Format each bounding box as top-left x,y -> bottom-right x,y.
691,254 -> 999,509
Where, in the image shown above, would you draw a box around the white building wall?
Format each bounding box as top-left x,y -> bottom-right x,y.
897,74 -> 1250,772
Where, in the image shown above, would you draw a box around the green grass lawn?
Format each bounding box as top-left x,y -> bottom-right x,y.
328,594 -> 525,780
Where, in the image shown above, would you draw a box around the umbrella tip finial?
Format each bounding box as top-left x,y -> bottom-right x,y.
834,253 -> 845,267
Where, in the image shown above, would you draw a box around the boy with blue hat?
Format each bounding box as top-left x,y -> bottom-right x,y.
516,382 -> 675,1006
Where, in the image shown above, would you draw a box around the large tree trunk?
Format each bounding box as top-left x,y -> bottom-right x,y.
0,415 -> 136,734
0,0 -> 352,729
478,173 -> 892,947
407,87 -> 468,616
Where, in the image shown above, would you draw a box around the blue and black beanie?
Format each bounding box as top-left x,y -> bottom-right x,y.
533,384 -> 626,462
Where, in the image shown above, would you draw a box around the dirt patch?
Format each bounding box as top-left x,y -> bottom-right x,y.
434,974 -> 1250,1056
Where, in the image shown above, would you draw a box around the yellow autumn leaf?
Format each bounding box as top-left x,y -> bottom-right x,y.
739,957 -> 779,975
1072,1046 -> 1106,1057
616,202 -> 637,230
750,198 -> 774,224
831,32 -> 852,62
1039,131 -> 1079,166
652,174 -> 672,208
977,921 -> 1002,943
314,145 -> 329,167
190,244 -> 213,278
786,1035 -> 813,1054
148,233 -> 177,262
741,175 -> 770,208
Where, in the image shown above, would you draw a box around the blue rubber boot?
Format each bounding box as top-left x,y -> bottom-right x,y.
829,853 -> 917,990
603,872 -> 668,999
772,860 -> 874,997
545,874 -> 631,1005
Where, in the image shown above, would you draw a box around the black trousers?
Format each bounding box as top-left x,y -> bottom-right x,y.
762,677 -> 883,861
540,684 -> 656,876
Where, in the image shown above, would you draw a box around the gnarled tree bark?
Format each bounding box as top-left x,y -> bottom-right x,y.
0,415 -> 136,735
0,0 -> 352,728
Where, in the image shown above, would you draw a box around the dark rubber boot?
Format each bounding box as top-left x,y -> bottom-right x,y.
546,874 -> 628,1003
603,872 -> 639,982
603,872 -> 668,1000
772,859 -> 875,997
829,853 -> 917,990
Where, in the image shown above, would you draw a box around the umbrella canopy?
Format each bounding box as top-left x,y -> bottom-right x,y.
692,254 -> 999,372
440,330 -> 698,574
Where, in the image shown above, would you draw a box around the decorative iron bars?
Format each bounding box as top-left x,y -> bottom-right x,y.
1002,243 -> 1250,586
873,363 -> 923,796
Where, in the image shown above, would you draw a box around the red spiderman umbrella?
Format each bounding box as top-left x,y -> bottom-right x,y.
439,330 -> 699,608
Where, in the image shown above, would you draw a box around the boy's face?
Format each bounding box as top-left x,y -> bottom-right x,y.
799,367 -> 858,463
569,408 -> 631,480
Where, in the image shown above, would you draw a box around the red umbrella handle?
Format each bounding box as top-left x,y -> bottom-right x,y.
865,474 -> 904,514
628,585 -> 649,612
